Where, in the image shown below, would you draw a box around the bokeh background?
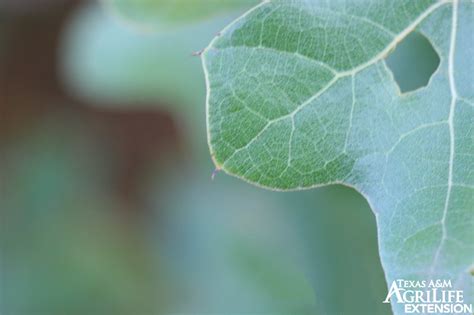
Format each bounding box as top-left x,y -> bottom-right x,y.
1,1 -> 438,314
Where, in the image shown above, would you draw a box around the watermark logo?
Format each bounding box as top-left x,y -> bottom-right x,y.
383,279 -> 472,314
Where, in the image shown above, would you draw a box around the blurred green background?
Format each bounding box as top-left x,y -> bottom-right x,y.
0,1 -> 438,314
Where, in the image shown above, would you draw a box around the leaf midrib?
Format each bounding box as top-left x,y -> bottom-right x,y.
429,0 -> 459,276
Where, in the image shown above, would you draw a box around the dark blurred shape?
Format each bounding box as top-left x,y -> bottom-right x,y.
0,0 -> 74,140
87,108 -> 183,208
0,0 -> 69,15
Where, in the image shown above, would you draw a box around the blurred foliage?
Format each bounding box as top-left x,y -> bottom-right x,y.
0,115 -> 173,314
61,1 -> 218,111
151,169 -> 317,313
103,0 -> 256,31
145,167 -> 391,314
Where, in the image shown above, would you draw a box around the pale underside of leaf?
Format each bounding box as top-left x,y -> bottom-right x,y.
203,0 -> 473,313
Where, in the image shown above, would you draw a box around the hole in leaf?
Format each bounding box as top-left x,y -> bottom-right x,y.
385,32 -> 440,93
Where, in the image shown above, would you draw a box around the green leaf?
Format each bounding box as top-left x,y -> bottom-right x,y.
102,0 -> 256,30
203,0 -> 474,313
